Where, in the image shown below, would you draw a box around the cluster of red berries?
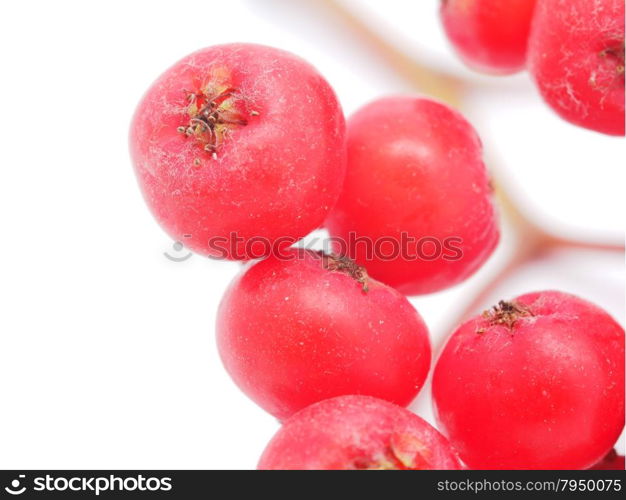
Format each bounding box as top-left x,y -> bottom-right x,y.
441,0 -> 625,136
130,2 -> 624,470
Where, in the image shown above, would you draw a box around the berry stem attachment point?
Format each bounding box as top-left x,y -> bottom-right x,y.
482,300 -> 533,330
319,252 -> 370,292
177,87 -> 249,159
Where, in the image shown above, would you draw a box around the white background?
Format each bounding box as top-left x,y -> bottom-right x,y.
0,0 -> 624,469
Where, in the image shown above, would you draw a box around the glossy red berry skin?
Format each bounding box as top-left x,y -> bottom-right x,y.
440,0 -> 538,74
433,290 -> 625,470
216,250 -> 431,420
258,395 -> 461,470
130,43 -> 346,259
326,96 -> 499,296
527,0 -> 625,136
589,449 -> 625,470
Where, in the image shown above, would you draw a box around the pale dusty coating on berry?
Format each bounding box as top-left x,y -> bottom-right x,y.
129,43 -> 347,259
528,0 -> 625,135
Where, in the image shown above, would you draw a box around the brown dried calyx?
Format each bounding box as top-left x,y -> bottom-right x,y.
352,433 -> 430,470
319,252 -> 369,292
177,87 -> 252,158
481,300 -> 533,331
